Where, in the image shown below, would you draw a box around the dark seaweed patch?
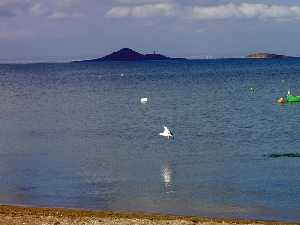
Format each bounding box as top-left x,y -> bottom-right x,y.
265,153 -> 300,158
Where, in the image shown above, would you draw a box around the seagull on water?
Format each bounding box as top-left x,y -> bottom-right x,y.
140,97 -> 148,104
159,126 -> 174,139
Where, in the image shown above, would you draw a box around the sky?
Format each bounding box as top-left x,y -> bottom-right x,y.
1,0 -> 300,62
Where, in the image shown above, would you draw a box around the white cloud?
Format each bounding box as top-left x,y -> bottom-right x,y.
106,3 -> 175,18
30,3 -> 46,16
106,2 -> 300,21
107,7 -> 131,17
191,3 -> 300,20
48,12 -> 70,20
49,12 -> 81,20
29,0 -> 82,20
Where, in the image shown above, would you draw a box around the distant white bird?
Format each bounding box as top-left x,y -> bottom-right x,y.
159,126 -> 174,139
120,73 -> 124,77
140,97 -> 148,104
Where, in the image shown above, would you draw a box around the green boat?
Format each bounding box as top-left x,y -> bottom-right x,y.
287,94 -> 300,103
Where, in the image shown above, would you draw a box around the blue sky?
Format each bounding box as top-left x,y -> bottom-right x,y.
1,0 -> 300,62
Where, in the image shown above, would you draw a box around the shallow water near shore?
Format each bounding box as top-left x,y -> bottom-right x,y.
0,59 -> 300,222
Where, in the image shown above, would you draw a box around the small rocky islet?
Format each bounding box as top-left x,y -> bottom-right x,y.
246,52 -> 291,59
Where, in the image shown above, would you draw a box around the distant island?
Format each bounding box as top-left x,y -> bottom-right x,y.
72,49 -> 297,62
246,52 -> 290,59
74,48 -> 186,62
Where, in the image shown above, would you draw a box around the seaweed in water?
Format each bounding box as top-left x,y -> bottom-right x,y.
265,153 -> 300,158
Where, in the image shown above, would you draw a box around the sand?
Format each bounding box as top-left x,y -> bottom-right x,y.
0,205 -> 296,225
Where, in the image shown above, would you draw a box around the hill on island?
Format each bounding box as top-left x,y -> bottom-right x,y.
74,48 -> 185,62
246,52 -> 290,59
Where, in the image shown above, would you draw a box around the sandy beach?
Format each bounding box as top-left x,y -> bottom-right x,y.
0,205 -> 297,225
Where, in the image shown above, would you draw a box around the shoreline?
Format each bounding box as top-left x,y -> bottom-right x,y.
0,205 -> 297,225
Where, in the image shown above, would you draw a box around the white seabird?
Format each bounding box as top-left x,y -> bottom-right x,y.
159,126 -> 174,139
140,97 -> 148,104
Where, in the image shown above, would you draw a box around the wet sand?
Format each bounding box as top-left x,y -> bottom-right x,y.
0,205 -> 297,225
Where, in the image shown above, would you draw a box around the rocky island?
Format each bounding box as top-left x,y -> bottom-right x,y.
246,52 -> 290,59
74,48 -> 185,62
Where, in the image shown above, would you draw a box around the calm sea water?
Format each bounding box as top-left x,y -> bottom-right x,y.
0,59 -> 300,222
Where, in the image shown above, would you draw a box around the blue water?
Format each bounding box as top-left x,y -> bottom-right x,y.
0,59 -> 300,222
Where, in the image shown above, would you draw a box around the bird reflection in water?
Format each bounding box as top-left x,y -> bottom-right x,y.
161,164 -> 174,193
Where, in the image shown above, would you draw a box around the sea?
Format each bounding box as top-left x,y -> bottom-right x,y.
0,59 -> 300,222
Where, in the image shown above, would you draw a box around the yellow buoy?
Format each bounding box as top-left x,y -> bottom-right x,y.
277,97 -> 285,104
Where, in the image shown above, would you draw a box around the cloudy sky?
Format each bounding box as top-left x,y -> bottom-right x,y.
1,0 -> 300,62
